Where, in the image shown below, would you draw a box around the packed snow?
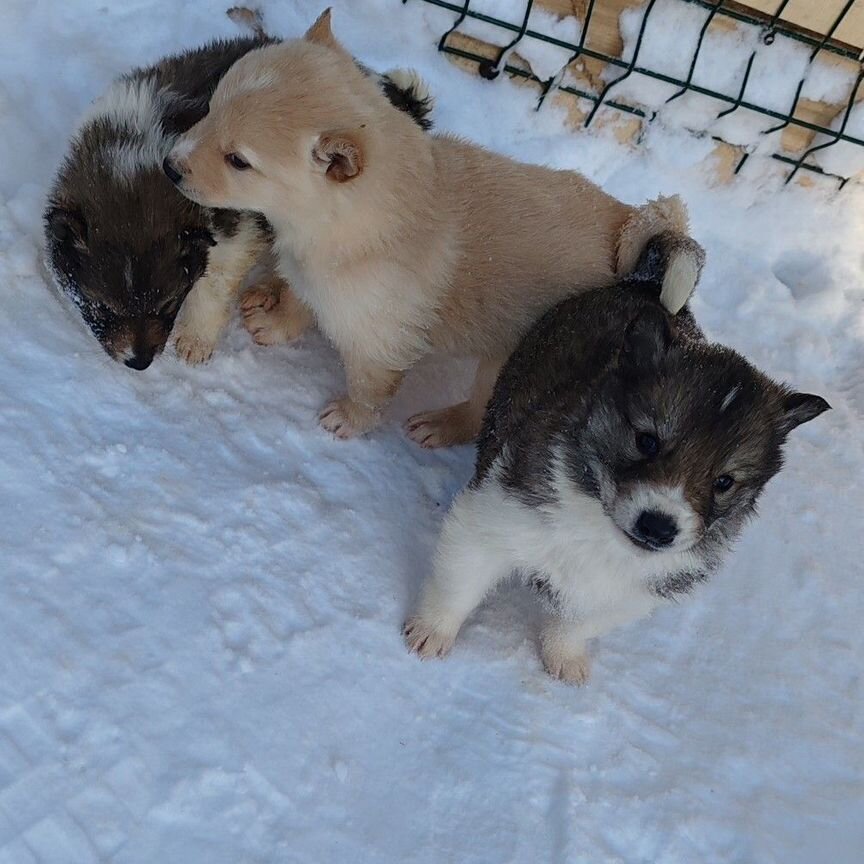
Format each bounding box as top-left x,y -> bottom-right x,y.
1,1 -> 863,862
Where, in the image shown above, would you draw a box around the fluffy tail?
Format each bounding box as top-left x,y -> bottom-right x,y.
617,195 -> 704,314
379,68 -> 434,130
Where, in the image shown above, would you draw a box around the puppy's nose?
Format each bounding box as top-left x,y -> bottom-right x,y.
163,156 -> 183,184
124,355 -> 153,371
635,510 -> 678,548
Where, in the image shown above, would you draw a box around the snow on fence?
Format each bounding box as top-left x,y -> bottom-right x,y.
406,0 -> 864,188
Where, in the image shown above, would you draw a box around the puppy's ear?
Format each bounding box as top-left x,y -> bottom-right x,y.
45,205 -> 88,253
305,9 -> 340,50
313,133 -> 363,183
778,392 -> 831,434
622,305 -> 673,369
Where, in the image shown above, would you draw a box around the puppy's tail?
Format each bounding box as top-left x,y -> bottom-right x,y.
617,195 -> 704,314
379,68 -> 435,130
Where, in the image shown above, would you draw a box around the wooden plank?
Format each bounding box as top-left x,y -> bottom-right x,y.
729,0 -> 864,49
537,0 -> 643,57
540,0 -> 864,50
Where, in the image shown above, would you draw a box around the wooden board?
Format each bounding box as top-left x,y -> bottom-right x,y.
537,0 -> 864,50
743,0 -> 864,49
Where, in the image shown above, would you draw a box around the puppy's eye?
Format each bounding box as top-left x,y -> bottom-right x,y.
714,475 -> 734,492
158,299 -> 180,317
636,432 -> 660,459
225,152 -> 251,171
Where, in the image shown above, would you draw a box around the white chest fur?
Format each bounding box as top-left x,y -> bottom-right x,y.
472,474 -> 697,620
273,234 -> 432,369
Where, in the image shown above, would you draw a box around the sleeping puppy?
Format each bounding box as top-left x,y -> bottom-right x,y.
165,9 -> 700,445
45,20 -> 432,369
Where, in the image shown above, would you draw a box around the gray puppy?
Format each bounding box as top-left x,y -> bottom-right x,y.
405,233 -> 830,684
44,34 -> 432,369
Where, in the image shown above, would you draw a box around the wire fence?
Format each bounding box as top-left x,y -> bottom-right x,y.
404,0 -> 864,188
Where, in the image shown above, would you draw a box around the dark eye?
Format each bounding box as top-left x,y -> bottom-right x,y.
225,152 -> 251,171
714,475 -> 734,492
636,432 -> 660,459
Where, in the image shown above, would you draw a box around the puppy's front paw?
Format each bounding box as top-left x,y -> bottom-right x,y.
403,617 -> 456,659
319,398 -> 379,439
541,646 -> 591,686
174,333 -> 216,365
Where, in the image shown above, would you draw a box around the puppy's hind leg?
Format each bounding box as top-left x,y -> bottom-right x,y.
540,593 -> 658,685
405,355 -> 502,448
241,279 -> 314,346
174,216 -> 264,364
405,483 -> 513,659
540,618 -> 593,686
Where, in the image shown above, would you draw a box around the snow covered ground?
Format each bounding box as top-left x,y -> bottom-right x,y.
1,1 -> 863,861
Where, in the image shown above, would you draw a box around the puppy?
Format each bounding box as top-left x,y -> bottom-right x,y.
164,9 -> 699,445
45,22 -> 433,369
404,233 -> 830,684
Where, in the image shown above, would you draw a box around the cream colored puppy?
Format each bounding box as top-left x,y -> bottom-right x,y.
165,10 -> 697,446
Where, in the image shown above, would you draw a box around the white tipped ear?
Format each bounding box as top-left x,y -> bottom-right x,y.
305,8 -> 340,50
313,133 -> 363,183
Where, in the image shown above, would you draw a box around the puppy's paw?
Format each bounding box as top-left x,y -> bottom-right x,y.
403,617 -> 456,660
174,333 -> 216,365
541,646 -> 591,686
319,398 -> 380,439
405,403 -> 477,448
243,307 -> 289,346
241,285 -> 311,346
240,286 -> 278,315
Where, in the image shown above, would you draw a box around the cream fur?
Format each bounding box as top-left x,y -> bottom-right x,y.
169,12 -> 696,443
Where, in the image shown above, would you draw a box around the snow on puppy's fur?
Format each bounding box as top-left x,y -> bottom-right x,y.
405,234 -> 830,684
165,9 -> 702,446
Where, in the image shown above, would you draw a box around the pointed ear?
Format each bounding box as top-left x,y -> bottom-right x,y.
45,206 -> 88,253
312,133 -> 363,183
304,9 -> 339,50
779,392 -> 831,433
622,305 -> 673,369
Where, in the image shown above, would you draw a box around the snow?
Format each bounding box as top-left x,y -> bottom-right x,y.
602,0 -> 862,161
811,96 -> 864,178
450,0 -> 582,81
1,1 -> 863,862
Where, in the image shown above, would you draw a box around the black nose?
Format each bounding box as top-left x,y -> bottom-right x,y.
163,157 -> 182,184
635,510 -> 678,548
124,355 -> 153,371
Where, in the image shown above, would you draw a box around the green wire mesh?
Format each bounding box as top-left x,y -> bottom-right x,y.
404,0 -> 864,189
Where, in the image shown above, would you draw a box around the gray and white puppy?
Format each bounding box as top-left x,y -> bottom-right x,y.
44,34 -> 432,369
405,233 -> 830,684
